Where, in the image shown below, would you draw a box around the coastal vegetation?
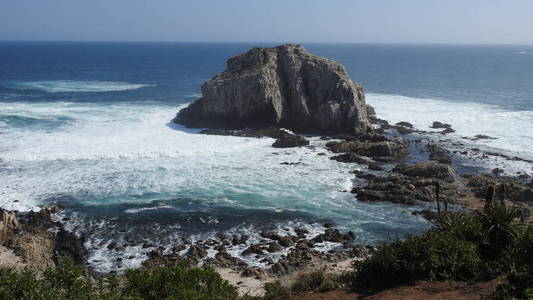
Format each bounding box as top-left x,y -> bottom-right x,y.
0,260 -> 240,300
351,204 -> 532,299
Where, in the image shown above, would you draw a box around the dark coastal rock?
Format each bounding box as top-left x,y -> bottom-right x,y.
351,170 -> 377,180
231,234 -> 249,246
366,105 -> 376,117
430,121 -> 455,134
277,235 -> 294,247
266,242 -> 283,253
392,121 -> 414,135
431,121 -> 452,129
187,244 -> 208,259
242,244 -> 264,256
200,127 -> 289,139
272,134 -> 309,148
54,228 -> 87,265
396,121 -> 413,128
208,250 -> 248,268
393,125 -> 413,135
353,175 -> 457,205
464,175 -> 533,203
143,249 -> 186,268
326,134 -> 408,161
331,153 -> 370,164
174,44 -> 372,135
427,144 -> 452,164
311,228 -> 354,243
492,168 -> 504,175
394,161 -> 456,183
294,227 -> 309,238
1,207 -> 88,268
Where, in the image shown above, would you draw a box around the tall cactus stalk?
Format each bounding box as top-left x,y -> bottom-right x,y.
485,185 -> 495,209
435,181 -> 441,214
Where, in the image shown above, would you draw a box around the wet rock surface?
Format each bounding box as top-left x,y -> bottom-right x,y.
272,134 -> 310,148
427,144 -> 452,164
464,174 -> 533,203
430,121 -> 455,134
394,161 -> 456,183
352,175 -> 458,205
326,133 -> 409,161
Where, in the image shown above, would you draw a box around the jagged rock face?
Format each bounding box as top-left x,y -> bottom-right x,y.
174,44 -> 371,134
0,209 -> 21,241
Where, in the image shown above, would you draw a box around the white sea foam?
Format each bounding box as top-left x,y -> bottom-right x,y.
184,93 -> 202,98
367,93 -> 533,172
11,80 -> 154,93
0,98 -> 434,273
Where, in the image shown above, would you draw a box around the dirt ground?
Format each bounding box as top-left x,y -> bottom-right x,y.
292,279 -> 503,300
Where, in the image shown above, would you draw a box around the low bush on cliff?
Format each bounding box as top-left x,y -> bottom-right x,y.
490,225 -> 533,300
263,270 -> 343,299
0,259 -> 239,300
351,206 -> 531,296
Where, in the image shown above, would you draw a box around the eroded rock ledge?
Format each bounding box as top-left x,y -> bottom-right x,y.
174,44 -> 371,135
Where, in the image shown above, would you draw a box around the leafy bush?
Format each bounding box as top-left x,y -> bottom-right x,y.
123,263 -> 238,300
0,259 -> 239,300
491,226 -> 533,299
0,259 -> 97,300
351,206 -> 528,292
351,231 -> 485,290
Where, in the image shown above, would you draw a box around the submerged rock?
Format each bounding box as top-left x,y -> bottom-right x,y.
427,144 -> 452,165
430,121 -> 455,134
174,44 -> 371,134
272,134 -> 309,148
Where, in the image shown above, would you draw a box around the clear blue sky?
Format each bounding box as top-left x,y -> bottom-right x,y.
1,0 -> 532,44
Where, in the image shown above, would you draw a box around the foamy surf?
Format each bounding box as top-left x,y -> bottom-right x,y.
367,93 -> 533,167
10,80 -> 155,93
0,99 -> 431,274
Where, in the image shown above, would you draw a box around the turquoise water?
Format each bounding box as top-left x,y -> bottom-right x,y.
1,42 -> 532,272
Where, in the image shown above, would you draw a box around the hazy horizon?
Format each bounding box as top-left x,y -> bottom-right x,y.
1,0 -> 533,45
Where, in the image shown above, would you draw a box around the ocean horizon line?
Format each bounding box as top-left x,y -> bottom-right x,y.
1,40 -> 533,47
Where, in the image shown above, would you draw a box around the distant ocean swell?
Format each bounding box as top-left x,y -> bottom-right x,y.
8,80 -> 155,93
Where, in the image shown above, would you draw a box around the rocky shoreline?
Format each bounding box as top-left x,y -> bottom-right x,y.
2,110 -> 531,294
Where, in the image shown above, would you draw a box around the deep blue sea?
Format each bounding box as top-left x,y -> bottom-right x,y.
1,42 -> 532,272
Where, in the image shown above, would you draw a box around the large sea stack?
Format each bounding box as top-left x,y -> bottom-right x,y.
174,44 -> 372,134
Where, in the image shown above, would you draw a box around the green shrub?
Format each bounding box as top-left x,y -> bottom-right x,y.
352,206 -> 529,293
351,231 -> 485,290
491,226 -> 533,299
122,263 -> 238,300
0,259 -> 239,300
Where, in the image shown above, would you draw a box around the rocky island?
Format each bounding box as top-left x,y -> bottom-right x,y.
174,44 -> 371,135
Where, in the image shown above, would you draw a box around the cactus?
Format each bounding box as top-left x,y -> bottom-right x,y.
435,181 -> 441,214
485,185 -> 495,209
